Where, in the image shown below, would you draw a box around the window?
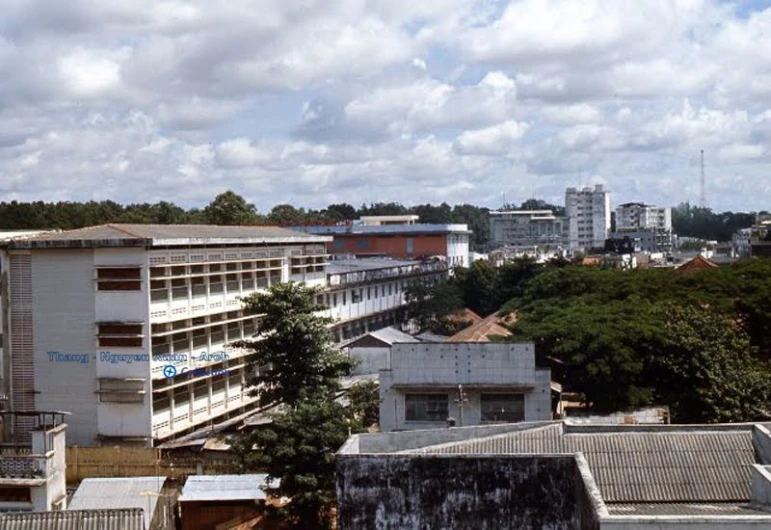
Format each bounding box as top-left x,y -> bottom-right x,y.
342,291 -> 347,305
332,293 -> 338,307
367,287 -> 371,300
480,394 -> 525,423
406,237 -> 414,255
97,323 -> 143,347
405,394 -> 448,422
357,238 -> 370,249
97,267 -> 141,291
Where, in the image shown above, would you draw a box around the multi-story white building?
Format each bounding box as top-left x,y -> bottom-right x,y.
488,210 -> 567,248
615,203 -> 671,232
324,258 -> 448,342
565,185 -> 611,252
0,224 -> 331,447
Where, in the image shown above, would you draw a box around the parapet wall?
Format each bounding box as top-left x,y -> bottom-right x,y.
337,454 -> 599,530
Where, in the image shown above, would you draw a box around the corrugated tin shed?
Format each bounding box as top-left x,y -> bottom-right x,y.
179,474 -> 274,503
0,508 -> 144,530
69,477 -> 164,529
415,423 -> 755,504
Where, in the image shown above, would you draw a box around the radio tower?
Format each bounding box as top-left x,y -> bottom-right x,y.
700,149 -> 706,207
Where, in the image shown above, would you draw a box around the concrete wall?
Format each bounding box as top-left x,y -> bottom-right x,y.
349,346 -> 390,375
32,250 -> 98,446
337,454 -> 597,530
379,342 -> 550,431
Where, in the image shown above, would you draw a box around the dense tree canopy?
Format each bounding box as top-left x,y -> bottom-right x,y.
506,259 -> 771,421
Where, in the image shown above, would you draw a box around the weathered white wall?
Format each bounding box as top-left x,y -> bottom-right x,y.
349,346 -> 390,375
32,250 -> 99,446
379,342 -> 551,432
94,248 -> 152,441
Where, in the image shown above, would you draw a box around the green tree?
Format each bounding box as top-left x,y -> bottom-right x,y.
203,190 -> 260,225
232,283 -> 360,529
232,399 -> 352,528
237,282 -> 355,409
464,260 -> 498,316
645,304 -> 771,423
268,204 -> 307,226
346,380 -> 380,429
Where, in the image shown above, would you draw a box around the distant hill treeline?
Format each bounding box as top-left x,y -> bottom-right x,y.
0,192 -> 764,248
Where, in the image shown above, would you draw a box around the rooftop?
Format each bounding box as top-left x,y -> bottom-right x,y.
179,474 -> 273,502
326,257 -> 423,275
447,312 -> 515,342
345,327 -> 419,348
414,422 -> 754,503
0,223 -> 330,249
0,509 -> 143,530
292,223 -> 471,236
69,476 -> 165,529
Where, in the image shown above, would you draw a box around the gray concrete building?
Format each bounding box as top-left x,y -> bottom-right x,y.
488,210 -> 568,248
337,421 -> 771,529
379,342 -> 551,432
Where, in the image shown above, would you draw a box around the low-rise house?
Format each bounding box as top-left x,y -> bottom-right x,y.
379,342 -> 551,431
0,411 -> 67,512
178,474 -> 276,530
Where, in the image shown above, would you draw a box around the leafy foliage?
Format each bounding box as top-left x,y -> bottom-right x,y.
644,304 -> 771,423
508,260 -> 771,421
204,190 -> 262,225
237,282 -> 355,409
345,380 -> 381,429
232,399 -> 353,528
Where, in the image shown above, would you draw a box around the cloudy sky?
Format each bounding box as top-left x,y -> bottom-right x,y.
1,0 -> 770,212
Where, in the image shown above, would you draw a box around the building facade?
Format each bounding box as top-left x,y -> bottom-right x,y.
565,185 -> 611,252
0,224 -> 330,447
379,342 -> 551,432
488,210 -> 567,248
324,258 -> 448,343
615,203 -> 671,231
0,412 -> 68,512
293,220 -> 471,268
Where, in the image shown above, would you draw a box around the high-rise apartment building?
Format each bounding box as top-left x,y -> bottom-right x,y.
565,185 -> 611,252
615,203 -> 672,232
612,203 -> 673,253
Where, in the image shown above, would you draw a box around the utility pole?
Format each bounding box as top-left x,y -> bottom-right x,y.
700,149 -> 706,208
454,385 -> 469,427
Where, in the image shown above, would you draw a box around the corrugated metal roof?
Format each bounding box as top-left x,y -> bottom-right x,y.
416,423 -> 755,503
608,503 -> 770,516
0,509 -> 144,530
326,258 -> 420,274
2,223 -> 329,249
355,327 -> 419,346
69,477 -> 164,529
179,474 -> 274,502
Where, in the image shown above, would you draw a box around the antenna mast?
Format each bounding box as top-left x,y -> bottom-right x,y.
700,149 -> 706,208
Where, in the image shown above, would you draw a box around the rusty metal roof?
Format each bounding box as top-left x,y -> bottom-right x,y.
416,423 -> 755,503
0,509 -> 144,530
1,223 -> 330,249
